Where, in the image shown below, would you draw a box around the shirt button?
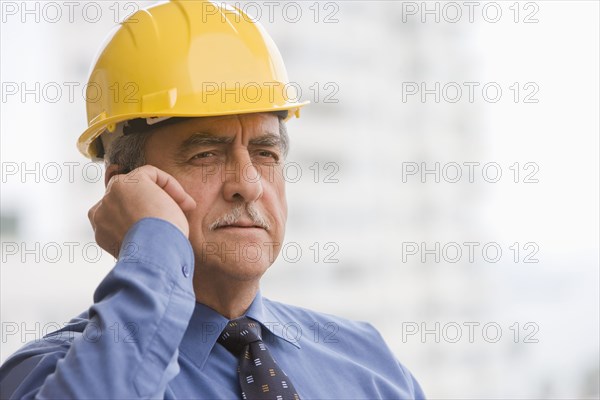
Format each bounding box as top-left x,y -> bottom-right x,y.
181,265 -> 190,277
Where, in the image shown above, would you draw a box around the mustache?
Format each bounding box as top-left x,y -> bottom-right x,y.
209,203 -> 271,231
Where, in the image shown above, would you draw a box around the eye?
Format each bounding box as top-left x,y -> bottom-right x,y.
256,150 -> 280,161
190,151 -> 216,160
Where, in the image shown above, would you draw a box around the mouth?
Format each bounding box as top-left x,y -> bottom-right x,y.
214,219 -> 268,230
216,224 -> 266,230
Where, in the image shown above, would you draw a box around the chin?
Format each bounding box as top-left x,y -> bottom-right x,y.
189,227 -> 283,280
198,254 -> 273,282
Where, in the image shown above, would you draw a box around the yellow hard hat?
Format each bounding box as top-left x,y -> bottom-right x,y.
77,0 -> 308,159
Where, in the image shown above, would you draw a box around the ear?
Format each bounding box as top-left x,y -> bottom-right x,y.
104,164 -> 122,187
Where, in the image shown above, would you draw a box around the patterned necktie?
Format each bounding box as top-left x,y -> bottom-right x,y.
218,317 -> 301,400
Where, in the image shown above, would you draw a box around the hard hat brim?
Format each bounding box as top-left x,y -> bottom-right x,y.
77,101 -> 309,160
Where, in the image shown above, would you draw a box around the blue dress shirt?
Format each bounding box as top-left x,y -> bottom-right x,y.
0,218 -> 425,399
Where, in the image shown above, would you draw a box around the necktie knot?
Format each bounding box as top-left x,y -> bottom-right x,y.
218,317 -> 262,356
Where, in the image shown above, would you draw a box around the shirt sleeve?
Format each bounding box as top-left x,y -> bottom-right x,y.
361,321 -> 427,400
0,218 -> 196,399
396,360 -> 427,400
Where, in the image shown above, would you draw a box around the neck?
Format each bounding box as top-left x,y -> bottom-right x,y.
193,273 -> 260,319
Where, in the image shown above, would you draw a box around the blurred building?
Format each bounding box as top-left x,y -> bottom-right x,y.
1,1 -> 598,398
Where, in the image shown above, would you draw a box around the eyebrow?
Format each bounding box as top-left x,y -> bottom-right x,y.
178,132 -> 233,151
248,133 -> 282,148
175,132 -> 282,158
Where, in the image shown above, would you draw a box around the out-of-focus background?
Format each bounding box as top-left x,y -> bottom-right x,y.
1,1 -> 598,398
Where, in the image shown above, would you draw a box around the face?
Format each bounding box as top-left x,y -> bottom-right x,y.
143,113 -> 287,282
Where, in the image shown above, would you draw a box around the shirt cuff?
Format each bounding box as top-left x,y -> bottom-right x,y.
117,217 -> 195,292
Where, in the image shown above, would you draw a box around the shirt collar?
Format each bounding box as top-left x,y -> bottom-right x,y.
179,299 -> 229,370
245,291 -> 301,350
179,290 -> 300,370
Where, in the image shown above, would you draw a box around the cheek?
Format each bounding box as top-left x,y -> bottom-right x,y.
265,176 -> 287,228
178,173 -> 222,226
280,181 -> 287,216
274,170 -> 287,216
278,189 -> 288,222
177,168 -> 221,199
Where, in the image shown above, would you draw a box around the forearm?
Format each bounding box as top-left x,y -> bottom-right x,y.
0,218 -> 196,399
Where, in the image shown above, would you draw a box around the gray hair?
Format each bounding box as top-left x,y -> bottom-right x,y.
105,114 -> 289,172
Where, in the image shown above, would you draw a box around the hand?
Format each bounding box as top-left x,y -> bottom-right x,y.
88,165 -> 196,258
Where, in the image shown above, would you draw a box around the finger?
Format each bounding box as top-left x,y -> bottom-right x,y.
87,200 -> 102,231
143,166 -> 197,211
105,171 -> 122,192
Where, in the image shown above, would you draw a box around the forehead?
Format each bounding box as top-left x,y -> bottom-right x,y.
149,113 -> 279,144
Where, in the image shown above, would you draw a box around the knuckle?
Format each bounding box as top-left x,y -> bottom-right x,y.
88,203 -> 99,222
137,164 -> 153,175
107,175 -> 120,190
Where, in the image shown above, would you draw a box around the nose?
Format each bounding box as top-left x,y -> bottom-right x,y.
222,148 -> 263,203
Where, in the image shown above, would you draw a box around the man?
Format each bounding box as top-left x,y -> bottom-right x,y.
0,1 -> 425,399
